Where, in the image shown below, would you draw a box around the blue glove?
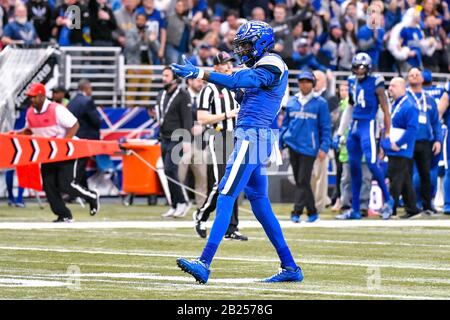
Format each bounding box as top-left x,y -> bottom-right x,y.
171,55 -> 200,79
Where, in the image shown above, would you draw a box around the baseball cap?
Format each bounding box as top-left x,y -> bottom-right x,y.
298,37 -> 309,47
422,69 -> 432,84
213,51 -> 236,65
26,83 -> 46,97
297,70 -> 316,83
199,43 -> 212,50
330,19 -> 342,30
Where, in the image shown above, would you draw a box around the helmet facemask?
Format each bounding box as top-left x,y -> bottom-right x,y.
352,64 -> 369,80
233,38 -> 256,67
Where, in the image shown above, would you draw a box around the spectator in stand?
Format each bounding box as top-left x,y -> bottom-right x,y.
251,6 -> 266,22
187,42 -> 214,67
192,17 -> 211,48
188,0 -> 208,26
384,0 -> 403,32
153,0 -> 172,16
357,5 -> 385,70
218,28 -> 236,55
1,3 -> 40,46
27,0 -> 53,43
52,0 -> 88,46
321,19 -> 344,71
292,37 -> 330,72
270,3 -> 305,67
422,12 -> 448,72
1,0 -> 15,22
114,0 -> 138,47
242,0 -> 269,20
136,0 -> 167,64
0,5 -> 5,41
340,1 -> 365,33
399,6 -> 425,72
124,13 -> 157,105
219,9 -> 245,37
289,0 -> 315,32
165,0 -> 190,64
340,16 -> 358,71
88,0 -> 118,47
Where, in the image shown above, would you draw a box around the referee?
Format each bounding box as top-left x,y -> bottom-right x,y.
193,52 -> 247,241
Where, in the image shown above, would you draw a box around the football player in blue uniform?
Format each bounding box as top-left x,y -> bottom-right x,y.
335,53 -> 394,220
171,21 -> 303,284
438,82 -> 450,215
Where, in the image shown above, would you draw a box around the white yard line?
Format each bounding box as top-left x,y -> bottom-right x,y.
0,273 -> 447,300
0,219 -> 449,230
0,246 -> 449,271
144,232 -> 450,249
0,278 -> 69,287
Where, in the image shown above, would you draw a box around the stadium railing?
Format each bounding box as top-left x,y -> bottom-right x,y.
59,46 -> 122,107
58,46 -> 450,108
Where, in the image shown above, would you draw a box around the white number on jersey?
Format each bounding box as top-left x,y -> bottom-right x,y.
357,90 -> 366,108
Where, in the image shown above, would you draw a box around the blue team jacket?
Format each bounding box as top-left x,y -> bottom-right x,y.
382,95 -> 419,159
280,94 -> 332,157
406,90 -> 442,143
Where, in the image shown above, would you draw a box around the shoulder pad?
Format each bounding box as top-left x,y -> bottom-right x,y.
373,74 -> 385,86
254,54 -> 287,75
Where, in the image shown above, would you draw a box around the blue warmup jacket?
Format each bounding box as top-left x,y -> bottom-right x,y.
382,95 -> 419,159
280,93 -> 332,157
406,90 -> 442,143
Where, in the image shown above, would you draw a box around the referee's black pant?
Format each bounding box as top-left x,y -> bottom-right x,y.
413,140 -> 433,211
41,159 -> 98,219
387,156 -> 419,215
195,130 -> 239,234
289,148 -> 317,216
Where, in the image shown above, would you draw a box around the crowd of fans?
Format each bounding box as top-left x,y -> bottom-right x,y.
1,0 -> 450,73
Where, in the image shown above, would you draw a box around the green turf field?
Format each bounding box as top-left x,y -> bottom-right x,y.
0,201 -> 449,299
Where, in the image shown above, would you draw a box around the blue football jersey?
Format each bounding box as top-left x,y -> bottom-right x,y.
348,74 -> 385,120
423,85 -> 445,105
237,54 -> 289,128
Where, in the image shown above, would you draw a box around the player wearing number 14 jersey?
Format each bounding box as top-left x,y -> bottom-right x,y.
336,53 -> 394,220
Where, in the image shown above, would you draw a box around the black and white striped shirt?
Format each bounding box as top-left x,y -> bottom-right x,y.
197,83 -> 239,132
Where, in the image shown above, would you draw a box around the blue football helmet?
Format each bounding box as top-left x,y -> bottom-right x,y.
233,21 -> 275,67
352,52 -> 372,80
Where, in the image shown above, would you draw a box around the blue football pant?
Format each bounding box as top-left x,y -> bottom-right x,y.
200,128 -> 297,269
346,119 -> 390,213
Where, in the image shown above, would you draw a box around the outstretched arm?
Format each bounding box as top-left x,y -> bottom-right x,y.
171,56 -> 280,89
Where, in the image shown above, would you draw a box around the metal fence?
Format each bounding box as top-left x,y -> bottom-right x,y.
59,47 -> 450,108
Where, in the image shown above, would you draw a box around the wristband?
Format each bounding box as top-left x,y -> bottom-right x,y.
197,69 -> 204,79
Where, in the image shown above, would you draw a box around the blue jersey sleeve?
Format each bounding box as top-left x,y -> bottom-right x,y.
429,98 -> 443,143
318,100 -> 332,153
207,66 -> 279,90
